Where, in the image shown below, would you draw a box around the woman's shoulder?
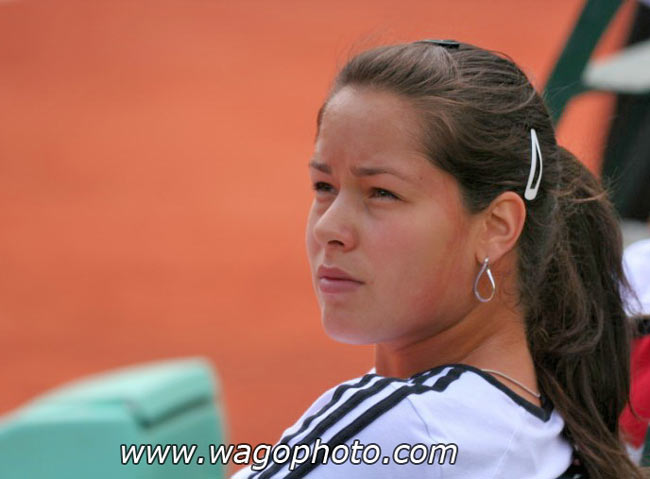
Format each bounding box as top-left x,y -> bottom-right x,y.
232,364 -> 574,478
309,363 -> 554,424
351,364 -> 562,443
285,364 -> 475,442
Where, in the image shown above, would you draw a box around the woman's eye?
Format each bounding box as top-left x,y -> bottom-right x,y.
371,188 -> 399,200
312,181 -> 334,194
311,183 -> 399,201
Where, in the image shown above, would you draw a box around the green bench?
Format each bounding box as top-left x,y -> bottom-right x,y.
0,357 -> 226,478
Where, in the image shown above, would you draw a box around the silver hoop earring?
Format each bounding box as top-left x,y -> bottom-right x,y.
473,257 -> 496,303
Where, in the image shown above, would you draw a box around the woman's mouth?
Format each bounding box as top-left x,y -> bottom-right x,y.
318,277 -> 364,294
316,265 -> 364,294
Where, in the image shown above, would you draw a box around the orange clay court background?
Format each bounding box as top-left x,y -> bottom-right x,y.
0,0 -> 638,473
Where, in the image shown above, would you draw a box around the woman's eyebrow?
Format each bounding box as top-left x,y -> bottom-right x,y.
308,160 -> 414,183
308,160 -> 331,174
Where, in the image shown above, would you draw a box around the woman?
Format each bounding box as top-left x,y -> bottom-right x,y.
233,40 -> 642,478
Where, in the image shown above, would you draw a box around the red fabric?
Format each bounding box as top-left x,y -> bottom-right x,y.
621,336 -> 650,447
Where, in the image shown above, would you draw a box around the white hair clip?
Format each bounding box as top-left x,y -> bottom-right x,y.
524,128 -> 543,201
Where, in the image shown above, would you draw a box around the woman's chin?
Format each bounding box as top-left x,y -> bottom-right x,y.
321,314 -> 376,345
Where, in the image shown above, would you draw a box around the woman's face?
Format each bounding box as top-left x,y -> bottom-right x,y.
306,86 -> 478,346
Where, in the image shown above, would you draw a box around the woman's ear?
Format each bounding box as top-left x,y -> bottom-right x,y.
475,191 -> 526,264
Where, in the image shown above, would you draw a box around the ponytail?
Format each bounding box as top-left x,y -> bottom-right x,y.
526,146 -> 640,479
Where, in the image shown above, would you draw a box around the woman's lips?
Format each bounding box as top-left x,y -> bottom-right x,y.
316,265 -> 364,294
318,277 -> 364,294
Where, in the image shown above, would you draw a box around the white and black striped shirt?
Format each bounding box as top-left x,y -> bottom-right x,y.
232,364 -> 574,479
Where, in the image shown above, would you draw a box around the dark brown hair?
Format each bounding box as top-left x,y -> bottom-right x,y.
317,42 -> 641,478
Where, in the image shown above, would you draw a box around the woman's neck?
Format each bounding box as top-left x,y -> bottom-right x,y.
373,302 -> 540,404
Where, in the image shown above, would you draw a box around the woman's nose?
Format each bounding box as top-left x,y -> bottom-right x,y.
311,194 -> 357,251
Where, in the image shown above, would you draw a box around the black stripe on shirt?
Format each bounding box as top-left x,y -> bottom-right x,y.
253,366 -> 450,479
247,373 -> 377,479
278,374 -> 377,445
284,366 -> 466,479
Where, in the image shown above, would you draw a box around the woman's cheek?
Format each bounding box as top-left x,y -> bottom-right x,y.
305,211 -> 320,266
393,231 -> 451,305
